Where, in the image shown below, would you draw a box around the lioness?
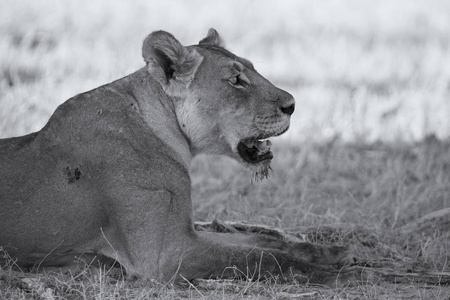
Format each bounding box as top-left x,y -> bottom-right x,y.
0,29 -> 351,285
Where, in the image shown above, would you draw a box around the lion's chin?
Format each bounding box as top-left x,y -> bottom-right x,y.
252,162 -> 272,181
240,158 -> 272,182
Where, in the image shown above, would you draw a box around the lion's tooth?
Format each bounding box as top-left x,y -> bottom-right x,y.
256,142 -> 267,151
255,140 -> 271,154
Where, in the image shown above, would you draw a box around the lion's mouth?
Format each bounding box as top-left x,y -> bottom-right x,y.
237,138 -> 273,164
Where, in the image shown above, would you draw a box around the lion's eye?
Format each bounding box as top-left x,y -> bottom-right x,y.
229,76 -> 238,86
229,73 -> 250,89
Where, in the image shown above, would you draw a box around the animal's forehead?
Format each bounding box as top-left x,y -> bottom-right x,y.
194,44 -> 256,71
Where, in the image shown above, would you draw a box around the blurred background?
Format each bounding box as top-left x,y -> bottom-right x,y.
1,0 -> 449,142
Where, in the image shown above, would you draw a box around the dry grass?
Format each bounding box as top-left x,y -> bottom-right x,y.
1,0 -> 450,299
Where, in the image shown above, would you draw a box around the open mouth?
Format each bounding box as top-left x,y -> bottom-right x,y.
237,138 -> 274,164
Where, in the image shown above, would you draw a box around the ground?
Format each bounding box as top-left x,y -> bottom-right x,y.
1,0 -> 449,299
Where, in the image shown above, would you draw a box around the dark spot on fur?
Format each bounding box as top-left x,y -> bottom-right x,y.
66,166 -> 82,183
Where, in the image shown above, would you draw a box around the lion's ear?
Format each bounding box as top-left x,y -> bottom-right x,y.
199,28 -> 225,48
142,31 -> 203,96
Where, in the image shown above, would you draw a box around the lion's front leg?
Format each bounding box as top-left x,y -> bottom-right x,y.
173,231 -> 357,286
195,222 -> 354,267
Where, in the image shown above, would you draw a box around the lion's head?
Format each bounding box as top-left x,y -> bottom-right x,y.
142,28 -> 295,177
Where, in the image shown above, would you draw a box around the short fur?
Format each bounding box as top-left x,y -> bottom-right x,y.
0,29 -> 352,285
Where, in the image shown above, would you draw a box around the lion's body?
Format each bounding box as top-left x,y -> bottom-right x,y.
1,69 -> 193,278
0,29 -> 352,284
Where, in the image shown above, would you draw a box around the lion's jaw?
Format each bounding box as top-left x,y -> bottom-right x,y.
233,118 -> 291,179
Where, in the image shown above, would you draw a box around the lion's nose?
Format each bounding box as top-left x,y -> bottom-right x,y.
275,89 -> 295,116
280,103 -> 295,116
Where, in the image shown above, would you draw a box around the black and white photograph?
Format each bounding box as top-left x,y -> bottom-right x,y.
1,1 -> 449,299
